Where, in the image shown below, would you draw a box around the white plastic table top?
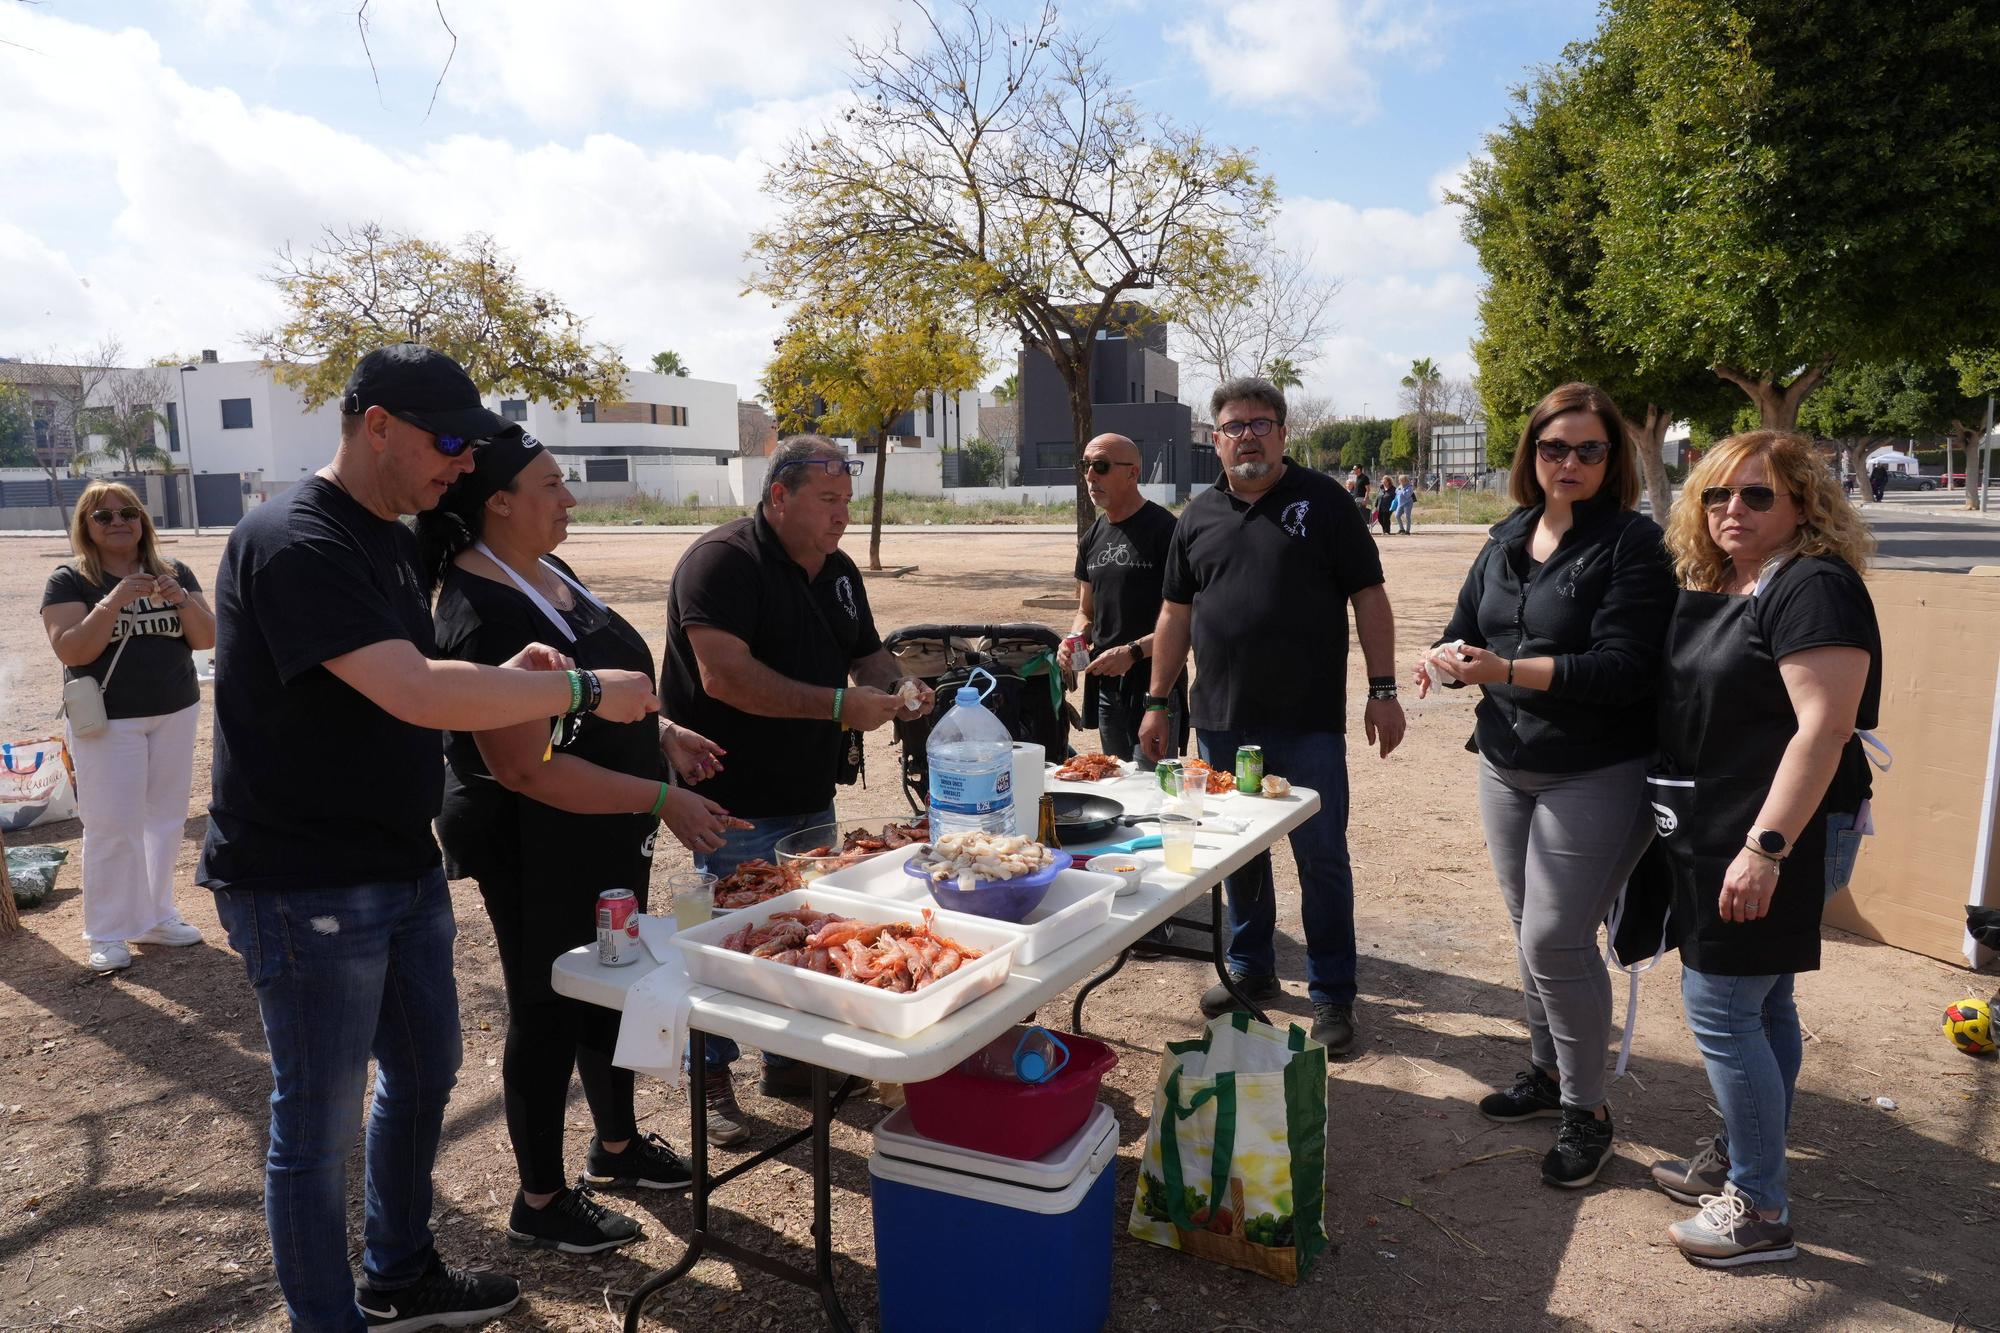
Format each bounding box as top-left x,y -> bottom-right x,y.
552,770 -> 1319,1085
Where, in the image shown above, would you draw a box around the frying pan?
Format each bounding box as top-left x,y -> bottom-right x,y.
1051,792 -> 1158,845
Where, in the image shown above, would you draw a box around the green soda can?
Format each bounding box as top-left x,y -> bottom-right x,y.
1156,758 -> 1184,794
1235,745 -> 1264,794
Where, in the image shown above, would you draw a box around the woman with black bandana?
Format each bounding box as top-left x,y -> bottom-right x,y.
417,434 -> 737,1256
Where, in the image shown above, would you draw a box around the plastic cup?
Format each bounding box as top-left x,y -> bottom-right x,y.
670,871 -> 717,929
1159,814 -> 1198,875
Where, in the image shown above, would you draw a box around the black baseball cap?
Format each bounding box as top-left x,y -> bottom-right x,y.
340,343 -> 517,443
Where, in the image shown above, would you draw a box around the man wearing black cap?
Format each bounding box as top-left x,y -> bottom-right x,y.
201,344 -> 660,1331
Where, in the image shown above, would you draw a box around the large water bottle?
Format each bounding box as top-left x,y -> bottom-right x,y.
927,668 -> 1019,837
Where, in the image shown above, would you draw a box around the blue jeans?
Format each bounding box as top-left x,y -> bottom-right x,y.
214,869 -> 462,1333
1197,729 -> 1355,1006
693,807 -> 835,1069
1680,967 -> 1800,1215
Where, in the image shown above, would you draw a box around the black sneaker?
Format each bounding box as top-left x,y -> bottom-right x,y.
507,1185 -> 641,1255
1198,973 -> 1282,1019
1310,1003 -> 1356,1055
1542,1106 -> 1614,1189
758,1059 -> 816,1101
582,1131 -> 693,1191
1479,1067 -> 1563,1123
355,1254 -> 519,1332
1131,922 -> 1175,960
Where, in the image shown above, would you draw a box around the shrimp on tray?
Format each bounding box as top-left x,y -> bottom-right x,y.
720,902 -> 980,993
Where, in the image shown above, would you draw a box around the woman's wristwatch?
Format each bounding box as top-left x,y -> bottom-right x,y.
1745,827 -> 1790,862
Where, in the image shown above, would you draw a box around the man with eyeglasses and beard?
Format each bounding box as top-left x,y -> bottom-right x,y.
661,434 -> 934,1142
1139,377 -> 1406,1055
201,344 -> 661,1331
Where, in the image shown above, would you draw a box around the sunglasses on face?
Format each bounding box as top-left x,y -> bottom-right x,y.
386,411 -> 475,457
1078,458 -> 1136,476
1701,485 -> 1790,512
1216,418 -> 1279,441
775,457 -> 865,479
89,506 -> 143,525
1534,440 -> 1611,465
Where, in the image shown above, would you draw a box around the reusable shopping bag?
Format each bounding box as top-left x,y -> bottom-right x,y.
0,738 -> 79,832
1128,1011 -> 1328,1284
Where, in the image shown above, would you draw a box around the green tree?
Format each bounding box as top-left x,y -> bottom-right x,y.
649,350 -> 690,377
1799,359 -> 1987,500
762,295 -> 982,569
1584,0 -> 2000,430
751,1 -> 1273,535
1385,416 -> 1415,466
1398,358 -> 1443,478
990,372 -> 1020,404
1264,356 -> 1302,392
253,222 -> 626,408
0,385 -> 36,467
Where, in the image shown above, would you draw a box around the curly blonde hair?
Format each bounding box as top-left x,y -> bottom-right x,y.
1665,430 -> 1874,591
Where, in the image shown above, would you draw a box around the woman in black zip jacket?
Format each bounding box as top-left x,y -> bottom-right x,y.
1411,382 -> 1675,1191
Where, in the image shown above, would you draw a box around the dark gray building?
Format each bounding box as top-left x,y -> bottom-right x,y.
1014,309 -> 1214,495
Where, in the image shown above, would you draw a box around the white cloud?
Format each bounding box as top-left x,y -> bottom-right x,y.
1166,0 -> 1438,119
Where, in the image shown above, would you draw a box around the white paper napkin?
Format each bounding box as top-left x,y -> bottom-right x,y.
612,919 -> 695,1089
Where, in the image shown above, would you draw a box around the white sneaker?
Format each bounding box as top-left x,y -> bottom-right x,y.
88,941 -> 132,972
131,919 -> 203,947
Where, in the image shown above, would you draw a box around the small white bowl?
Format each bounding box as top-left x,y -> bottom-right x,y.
1082,855 -> 1147,896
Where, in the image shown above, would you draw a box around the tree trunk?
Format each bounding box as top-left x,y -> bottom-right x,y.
1710,360 -> 1833,431
1963,396 -> 1995,512
1944,430 -> 1955,497
867,431 -> 889,571
1841,440 -> 1871,505
1624,407 -> 1673,524
1062,350 -> 1096,538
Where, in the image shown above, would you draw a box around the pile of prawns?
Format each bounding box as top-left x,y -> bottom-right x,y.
718,903 -> 981,992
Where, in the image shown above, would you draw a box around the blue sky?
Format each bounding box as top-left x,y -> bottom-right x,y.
0,0 -> 1600,418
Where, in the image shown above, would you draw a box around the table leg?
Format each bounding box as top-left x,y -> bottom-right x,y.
1205,882 -> 1270,1025
624,1047 -> 710,1333
810,1063 -> 856,1333
1069,884 -> 1269,1031
1069,946 -> 1134,1032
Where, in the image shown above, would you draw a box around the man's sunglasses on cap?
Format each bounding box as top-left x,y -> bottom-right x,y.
89,506 -> 144,525
776,457 -> 864,478
1700,484 -> 1790,512
1078,458 -> 1137,476
386,409 -> 477,457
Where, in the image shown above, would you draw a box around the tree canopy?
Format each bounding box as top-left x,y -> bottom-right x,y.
0,385 -> 36,468
649,350 -> 689,377
252,223 -> 625,409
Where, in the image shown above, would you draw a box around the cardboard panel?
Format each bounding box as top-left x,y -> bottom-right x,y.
1823,571 -> 2000,966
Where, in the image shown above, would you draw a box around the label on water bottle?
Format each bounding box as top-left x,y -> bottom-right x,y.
930,764 -> 1013,816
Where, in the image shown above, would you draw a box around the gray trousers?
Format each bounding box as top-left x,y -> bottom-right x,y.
1478,756 -> 1655,1110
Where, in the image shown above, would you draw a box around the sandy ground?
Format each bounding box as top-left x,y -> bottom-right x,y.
2,524 -> 1996,1333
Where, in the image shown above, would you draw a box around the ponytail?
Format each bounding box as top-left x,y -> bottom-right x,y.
413,482 -> 485,601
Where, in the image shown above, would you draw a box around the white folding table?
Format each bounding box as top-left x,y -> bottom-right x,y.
553,772 -> 1320,1331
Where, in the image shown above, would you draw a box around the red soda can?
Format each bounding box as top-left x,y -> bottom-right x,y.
1063,632 -> 1090,671
596,888 -> 641,966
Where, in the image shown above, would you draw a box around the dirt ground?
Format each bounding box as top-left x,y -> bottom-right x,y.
2,524 -> 1996,1333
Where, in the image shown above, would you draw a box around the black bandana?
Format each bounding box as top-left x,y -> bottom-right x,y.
461,430 -> 545,503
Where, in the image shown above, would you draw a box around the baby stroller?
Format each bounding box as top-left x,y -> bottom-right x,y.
883,623 -> 1075,816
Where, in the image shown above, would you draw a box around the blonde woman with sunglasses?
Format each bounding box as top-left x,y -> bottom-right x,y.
40,482 -> 214,972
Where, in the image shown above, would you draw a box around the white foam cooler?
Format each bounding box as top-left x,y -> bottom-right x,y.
869,1102 -> 1118,1333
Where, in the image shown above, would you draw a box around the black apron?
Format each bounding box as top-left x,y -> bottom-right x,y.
438,589 -> 662,920
1649,560 -> 1832,976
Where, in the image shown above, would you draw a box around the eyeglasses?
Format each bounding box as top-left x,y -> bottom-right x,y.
1216,418 -> 1280,441
387,411 -> 475,457
1535,440 -> 1611,465
1078,458 -> 1137,476
775,457 -> 864,478
1700,485 -> 1791,512
88,506 -> 143,525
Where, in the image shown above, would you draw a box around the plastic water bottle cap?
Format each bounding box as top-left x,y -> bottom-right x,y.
955,685 -> 980,707
1016,1049 -> 1049,1082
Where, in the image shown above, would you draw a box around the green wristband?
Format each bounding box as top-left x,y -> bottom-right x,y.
650,782 -> 669,820
833,686 -> 845,724
565,669 -> 583,715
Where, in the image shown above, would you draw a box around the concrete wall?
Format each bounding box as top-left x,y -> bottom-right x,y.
944,482 -> 1178,507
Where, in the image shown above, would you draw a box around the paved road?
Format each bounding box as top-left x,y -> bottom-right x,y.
1853,491 -> 2000,573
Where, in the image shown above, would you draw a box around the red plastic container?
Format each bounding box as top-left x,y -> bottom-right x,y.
904,1029 -> 1118,1161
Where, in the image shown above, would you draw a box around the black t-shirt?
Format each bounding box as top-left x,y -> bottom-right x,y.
198,477 -> 445,892
1758,554 -> 1883,809
1074,501 -> 1177,652
1163,458 -> 1385,733
41,560 -> 202,720
661,510 -> 882,818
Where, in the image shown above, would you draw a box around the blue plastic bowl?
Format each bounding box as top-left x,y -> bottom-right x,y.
903,850 -> 1074,921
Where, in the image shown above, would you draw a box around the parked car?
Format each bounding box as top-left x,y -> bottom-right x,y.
1882,472 -> 1938,491
1939,472 -> 1967,489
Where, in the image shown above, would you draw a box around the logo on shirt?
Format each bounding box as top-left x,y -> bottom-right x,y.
1650,802 -> 1678,837
108,597 -> 184,641
639,828 -> 657,860
1557,556 -> 1586,599
1281,500 -> 1311,538
1087,542 -> 1146,571
834,574 -> 858,621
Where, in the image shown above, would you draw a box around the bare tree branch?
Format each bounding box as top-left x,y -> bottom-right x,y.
424,1 -> 456,123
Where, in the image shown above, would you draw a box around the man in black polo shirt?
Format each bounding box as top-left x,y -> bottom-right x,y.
201,344 -> 660,1331
1139,377 -> 1407,1054
662,434 -> 932,1139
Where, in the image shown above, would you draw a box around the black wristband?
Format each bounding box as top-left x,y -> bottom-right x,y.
1367,675 -> 1395,689
1144,694 -> 1171,710
579,669 -> 603,715
1367,684 -> 1398,701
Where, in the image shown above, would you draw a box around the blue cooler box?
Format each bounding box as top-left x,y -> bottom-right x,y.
870,1101 -> 1118,1333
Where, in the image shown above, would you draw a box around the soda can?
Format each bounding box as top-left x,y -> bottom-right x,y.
596,888 -> 642,967
1235,745 -> 1264,795
1063,632 -> 1090,671
1156,758 -> 1184,794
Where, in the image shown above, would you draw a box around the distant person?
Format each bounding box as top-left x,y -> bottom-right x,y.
1140,377 -> 1406,1054
41,483 -> 214,974
1373,479 -> 1395,535
1395,475 -> 1416,533
1649,430 -> 1881,1268
1869,461 -> 1888,503
1415,382 -> 1674,1191
200,344 -> 660,1330
420,434 -> 738,1257
1349,465 -> 1370,501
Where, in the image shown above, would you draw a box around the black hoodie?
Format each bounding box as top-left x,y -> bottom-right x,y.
1437,490 -> 1674,773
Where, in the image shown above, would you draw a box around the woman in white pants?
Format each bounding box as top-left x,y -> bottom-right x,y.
41,483 -> 213,972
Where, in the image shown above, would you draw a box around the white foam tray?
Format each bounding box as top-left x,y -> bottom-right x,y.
671,885 -> 1023,1039
815,854 -> 1120,965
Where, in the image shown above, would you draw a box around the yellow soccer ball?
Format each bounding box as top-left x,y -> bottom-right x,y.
1942,998 -> 1996,1056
